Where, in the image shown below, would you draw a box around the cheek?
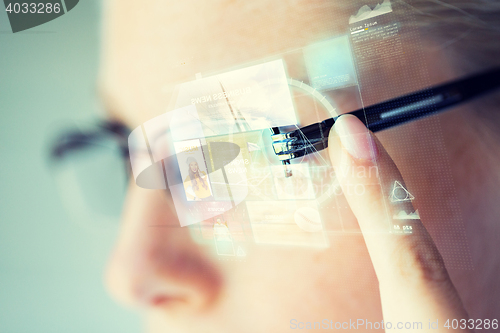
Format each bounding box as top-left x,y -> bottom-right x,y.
105,184 -> 223,309
212,236 -> 380,322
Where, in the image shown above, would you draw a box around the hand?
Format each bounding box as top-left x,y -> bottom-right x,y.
328,115 -> 471,332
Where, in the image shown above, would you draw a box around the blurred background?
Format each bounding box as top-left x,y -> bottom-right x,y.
0,1 -> 141,332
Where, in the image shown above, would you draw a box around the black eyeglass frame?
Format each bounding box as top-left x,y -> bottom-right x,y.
270,67 -> 500,176
49,120 -> 132,178
48,67 -> 500,182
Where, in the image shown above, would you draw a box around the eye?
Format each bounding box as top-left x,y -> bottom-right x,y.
48,120 -> 132,226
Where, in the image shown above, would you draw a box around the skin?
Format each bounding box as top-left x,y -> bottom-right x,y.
189,162 -> 198,174
100,0 -> 500,332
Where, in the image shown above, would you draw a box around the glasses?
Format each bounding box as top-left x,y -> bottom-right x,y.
271,67 -> 500,175
48,67 -> 500,230
49,120 -> 131,228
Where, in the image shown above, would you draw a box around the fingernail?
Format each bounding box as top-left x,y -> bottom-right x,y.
334,115 -> 378,160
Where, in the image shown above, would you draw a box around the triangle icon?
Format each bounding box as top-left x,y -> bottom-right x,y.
389,181 -> 415,202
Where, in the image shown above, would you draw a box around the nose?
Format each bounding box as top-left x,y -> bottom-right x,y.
105,185 -> 222,312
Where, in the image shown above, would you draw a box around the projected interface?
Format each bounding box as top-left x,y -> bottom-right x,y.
127,0 -> 472,268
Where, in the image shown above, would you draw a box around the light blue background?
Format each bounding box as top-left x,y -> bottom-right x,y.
0,2 -> 141,332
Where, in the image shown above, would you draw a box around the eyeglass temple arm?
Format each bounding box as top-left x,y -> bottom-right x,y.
348,66 -> 500,133
272,66 -> 500,159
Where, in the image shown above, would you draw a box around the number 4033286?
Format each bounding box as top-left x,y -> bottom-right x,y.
444,319 -> 498,330
5,2 -> 61,14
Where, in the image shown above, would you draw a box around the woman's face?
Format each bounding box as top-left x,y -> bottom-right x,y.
189,162 -> 198,173
100,1 -> 482,332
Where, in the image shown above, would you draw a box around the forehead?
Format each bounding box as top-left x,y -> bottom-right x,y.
99,0 -> 352,127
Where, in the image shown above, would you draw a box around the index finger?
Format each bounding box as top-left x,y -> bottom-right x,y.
328,114 -> 471,331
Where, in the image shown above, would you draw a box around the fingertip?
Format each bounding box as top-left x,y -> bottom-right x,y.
327,120 -> 343,168
333,115 -> 378,161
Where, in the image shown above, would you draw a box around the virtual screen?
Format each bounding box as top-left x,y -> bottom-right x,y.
126,0 -> 472,269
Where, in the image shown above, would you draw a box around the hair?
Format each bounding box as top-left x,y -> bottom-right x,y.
404,0 -> 500,70
405,0 -> 500,136
305,0 -> 500,131
295,0 -> 500,70
345,0 -> 500,138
